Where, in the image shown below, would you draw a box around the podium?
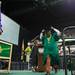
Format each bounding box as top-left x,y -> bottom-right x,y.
0,40 -> 13,72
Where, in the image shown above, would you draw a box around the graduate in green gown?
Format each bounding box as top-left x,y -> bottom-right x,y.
40,26 -> 61,75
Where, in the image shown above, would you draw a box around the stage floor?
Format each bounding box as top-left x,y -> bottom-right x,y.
0,70 -> 71,75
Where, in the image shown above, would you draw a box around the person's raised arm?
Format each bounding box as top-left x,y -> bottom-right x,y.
51,26 -> 61,36
40,29 -> 45,39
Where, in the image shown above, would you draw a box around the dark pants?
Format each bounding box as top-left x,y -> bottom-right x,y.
31,46 -> 38,67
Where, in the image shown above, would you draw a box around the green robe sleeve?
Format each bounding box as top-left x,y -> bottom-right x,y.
52,32 -> 60,41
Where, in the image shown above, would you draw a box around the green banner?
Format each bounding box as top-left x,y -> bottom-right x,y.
0,42 -> 11,57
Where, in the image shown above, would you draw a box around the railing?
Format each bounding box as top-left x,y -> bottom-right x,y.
62,26 -> 75,75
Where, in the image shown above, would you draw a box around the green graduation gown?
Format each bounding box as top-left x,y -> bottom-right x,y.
42,32 -> 60,66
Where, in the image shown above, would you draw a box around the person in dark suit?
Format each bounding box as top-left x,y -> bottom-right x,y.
31,40 -> 39,71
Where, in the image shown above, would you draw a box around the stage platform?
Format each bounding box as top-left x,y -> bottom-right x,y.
0,70 -> 71,75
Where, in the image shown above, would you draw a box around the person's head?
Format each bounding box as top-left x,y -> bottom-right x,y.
27,42 -> 31,47
34,40 -> 40,46
46,30 -> 51,37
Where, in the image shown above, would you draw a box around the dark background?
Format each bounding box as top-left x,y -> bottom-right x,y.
1,0 -> 75,61
2,0 -> 75,36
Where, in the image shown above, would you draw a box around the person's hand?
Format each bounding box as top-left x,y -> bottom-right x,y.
42,29 -> 45,33
51,26 -> 54,29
